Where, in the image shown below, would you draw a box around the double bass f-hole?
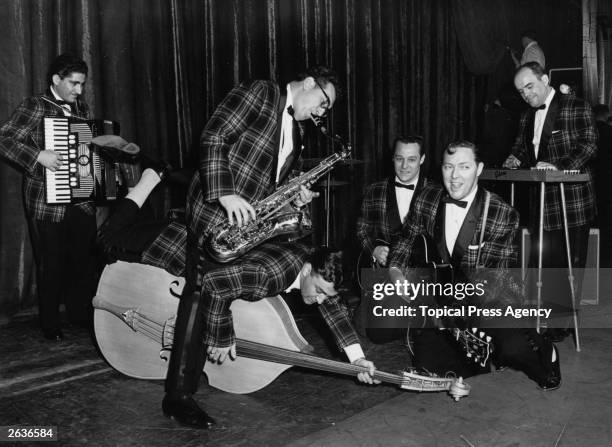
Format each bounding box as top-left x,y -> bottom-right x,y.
168,279 -> 185,298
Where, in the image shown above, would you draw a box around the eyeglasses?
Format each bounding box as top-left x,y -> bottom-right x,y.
314,78 -> 331,116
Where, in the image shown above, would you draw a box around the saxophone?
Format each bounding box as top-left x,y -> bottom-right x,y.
205,143 -> 352,263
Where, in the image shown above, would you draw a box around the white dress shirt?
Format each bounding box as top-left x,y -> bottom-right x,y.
395,175 -> 418,223
532,88 -> 555,159
445,186 -> 479,255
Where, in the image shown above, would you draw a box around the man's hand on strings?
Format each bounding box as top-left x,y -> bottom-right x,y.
207,344 -> 237,364
502,154 -> 521,169
353,358 -> 381,385
372,245 -> 389,266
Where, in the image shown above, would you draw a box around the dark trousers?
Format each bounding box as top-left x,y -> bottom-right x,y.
530,224 -> 590,314
98,199 -> 167,263
165,231 -> 218,396
28,206 -> 97,330
410,327 -> 556,385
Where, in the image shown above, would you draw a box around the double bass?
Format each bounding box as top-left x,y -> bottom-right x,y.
92,261 -> 470,400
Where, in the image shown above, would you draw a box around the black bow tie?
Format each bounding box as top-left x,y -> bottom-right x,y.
536,104 -> 546,110
287,105 -> 295,116
442,196 -> 468,208
394,182 -> 415,190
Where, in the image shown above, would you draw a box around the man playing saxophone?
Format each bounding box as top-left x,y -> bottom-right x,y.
164,67 -> 349,428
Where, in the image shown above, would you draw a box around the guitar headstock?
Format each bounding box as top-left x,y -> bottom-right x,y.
452,327 -> 493,367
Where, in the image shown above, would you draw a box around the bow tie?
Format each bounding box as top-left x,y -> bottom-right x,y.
54,99 -> 76,112
394,182 -> 415,190
535,104 -> 546,110
287,105 -> 295,116
442,196 -> 468,208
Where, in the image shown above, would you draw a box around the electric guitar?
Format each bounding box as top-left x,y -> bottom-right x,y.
404,234 -> 494,367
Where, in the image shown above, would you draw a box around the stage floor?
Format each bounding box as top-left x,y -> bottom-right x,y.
1,300 -> 611,446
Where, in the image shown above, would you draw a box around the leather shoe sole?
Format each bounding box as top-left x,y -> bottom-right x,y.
162,394 -> 215,429
538,344 -> 561,391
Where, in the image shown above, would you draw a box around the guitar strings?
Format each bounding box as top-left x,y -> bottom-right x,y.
113,311 -> 459,392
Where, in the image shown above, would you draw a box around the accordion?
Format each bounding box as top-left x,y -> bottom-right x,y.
44,117 -> 122,204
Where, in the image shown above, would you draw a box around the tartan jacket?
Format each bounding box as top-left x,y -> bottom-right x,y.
388,183 -> 519,273
510,92 -> 597,230
356,175 -> 430,255
0,93 -> 94,221
201,242 -> 360,351
140,220 -> 187,277
187,80 -> 283,249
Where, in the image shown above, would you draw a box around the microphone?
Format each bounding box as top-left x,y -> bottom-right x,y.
310,114 -> 329,135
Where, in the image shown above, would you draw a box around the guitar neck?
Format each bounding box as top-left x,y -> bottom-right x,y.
236,339 -> 403,386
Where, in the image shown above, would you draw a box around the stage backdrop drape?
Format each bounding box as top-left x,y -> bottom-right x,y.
0,0 -> 581,318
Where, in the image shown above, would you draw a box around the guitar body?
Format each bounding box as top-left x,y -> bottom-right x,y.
93,261 -> 313,391
406,234 -> 493,366
355,238 -> 388,291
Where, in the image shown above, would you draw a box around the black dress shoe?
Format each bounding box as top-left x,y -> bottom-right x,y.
141,156 -> 173,181
162,394 -> 215,429
537,344 -> 561,391
43,329 -> 64,341
543,328 -> 571,343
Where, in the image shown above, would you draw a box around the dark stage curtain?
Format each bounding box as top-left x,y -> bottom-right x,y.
0,0 -> 488,317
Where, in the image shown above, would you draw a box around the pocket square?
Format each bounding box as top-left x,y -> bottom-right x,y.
468,243 -> 485,250
552,130 -> 561,134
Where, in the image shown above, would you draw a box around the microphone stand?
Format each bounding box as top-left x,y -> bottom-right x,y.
311,115 -> 350,246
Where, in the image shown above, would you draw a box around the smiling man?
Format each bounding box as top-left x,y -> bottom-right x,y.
387,140 -> 561,392
165,67 -> 358,429
357,136 -> 430,269
0,54 -> 97,342
164,243 -> 378,429
503,62 -> 597,342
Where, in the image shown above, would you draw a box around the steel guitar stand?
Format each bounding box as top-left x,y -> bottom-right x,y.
480,168 -> 588,352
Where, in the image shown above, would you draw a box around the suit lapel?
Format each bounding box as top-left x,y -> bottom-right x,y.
452,188 -> 484,266
537,93 -> 559,161
386,177 -> 402,233
525,109 -> 537,165
434,195 -> 451,264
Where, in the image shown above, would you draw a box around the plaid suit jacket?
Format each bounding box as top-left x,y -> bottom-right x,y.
510,92 -> 597,230
140,221 -> 187,277
388,183 -> 519,273
356,176 -> 430,255
187,80 -> 282,249
0,93 -> 94,221
201,242 -> 360,350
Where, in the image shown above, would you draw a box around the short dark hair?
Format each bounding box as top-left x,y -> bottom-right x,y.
443,140 -> 482,164
296,66 -> 341,99
47,53 -> 88,86
393,135 -> 425,156
516,61 -> 546,79
309,247 -> 343,290
521,30 -> 537,41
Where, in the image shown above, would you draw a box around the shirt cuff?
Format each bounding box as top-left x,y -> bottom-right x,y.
344,343 -> 365,363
